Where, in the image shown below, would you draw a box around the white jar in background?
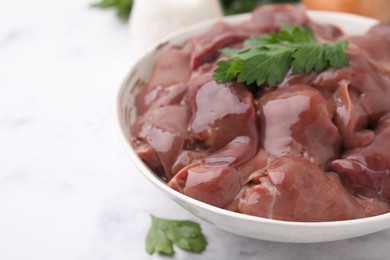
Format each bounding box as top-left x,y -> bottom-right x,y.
129,0 -> 223,51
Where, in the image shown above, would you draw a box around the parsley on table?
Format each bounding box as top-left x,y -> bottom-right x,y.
213,25 -> 349,87
145,215 -> 207,255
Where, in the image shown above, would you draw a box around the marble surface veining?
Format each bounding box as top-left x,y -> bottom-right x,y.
0,0 -> 389,259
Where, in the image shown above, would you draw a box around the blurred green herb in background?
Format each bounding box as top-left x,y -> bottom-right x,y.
221,0 -> 299,15
91,0 -> 299,21
91,0 -> 133,21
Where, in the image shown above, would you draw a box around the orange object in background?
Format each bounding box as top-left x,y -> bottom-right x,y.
303,0 -> 390,22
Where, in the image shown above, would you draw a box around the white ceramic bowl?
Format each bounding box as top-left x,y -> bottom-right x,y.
117,11 -> 390,243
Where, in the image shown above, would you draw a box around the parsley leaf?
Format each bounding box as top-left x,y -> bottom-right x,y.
213,26 -> 349,87
145,215 -> 207,255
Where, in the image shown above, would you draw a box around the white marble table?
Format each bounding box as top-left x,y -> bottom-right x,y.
0,0 -> 389,259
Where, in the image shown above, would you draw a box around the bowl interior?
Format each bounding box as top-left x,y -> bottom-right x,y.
116,11 -> 390,242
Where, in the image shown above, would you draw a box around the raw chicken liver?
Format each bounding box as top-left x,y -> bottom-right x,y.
131,5 -> 390,221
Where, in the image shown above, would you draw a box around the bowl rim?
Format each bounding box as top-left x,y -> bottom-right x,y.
116,10 -> 390,227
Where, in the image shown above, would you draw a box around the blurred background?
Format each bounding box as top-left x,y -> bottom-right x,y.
93,0 -> 390,49
93,0 -> 390,21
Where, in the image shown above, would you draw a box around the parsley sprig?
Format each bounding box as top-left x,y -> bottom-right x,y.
213,26 -> 349,86
146,215 -> 207,255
